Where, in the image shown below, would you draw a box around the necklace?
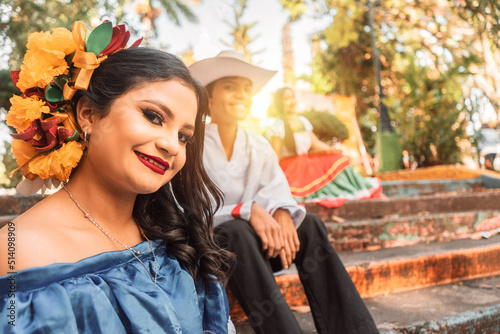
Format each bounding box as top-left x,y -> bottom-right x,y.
62,184 -> 158,284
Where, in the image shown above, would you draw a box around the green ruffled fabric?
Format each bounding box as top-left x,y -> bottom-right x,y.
296,166 -> 374,201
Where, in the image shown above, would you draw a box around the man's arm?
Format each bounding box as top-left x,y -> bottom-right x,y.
213,201 -> 254,228
252,137 -> 306,229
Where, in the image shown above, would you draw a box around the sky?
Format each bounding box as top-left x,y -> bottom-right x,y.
152,0 -> 322,82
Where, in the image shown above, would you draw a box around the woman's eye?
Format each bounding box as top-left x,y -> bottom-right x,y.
141,108 -> 163,125
178,132 -> 194,144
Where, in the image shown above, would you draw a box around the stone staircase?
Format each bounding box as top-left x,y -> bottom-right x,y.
231,170 -> 500,333
3,169 -> 500,333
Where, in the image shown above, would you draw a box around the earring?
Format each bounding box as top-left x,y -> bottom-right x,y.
83,130 -> 88,142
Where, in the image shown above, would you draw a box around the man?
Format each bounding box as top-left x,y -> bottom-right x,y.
189,50 -> 378,334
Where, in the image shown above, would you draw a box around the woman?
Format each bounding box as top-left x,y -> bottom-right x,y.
0,21 -> 234,333
478,122 -> 500,171
266,87 -> 381,207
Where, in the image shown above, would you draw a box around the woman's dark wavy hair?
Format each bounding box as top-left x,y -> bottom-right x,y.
72,47 -> 234,284
269,87 -> 297,155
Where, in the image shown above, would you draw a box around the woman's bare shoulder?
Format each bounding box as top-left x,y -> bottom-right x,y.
0,196 -> 79,276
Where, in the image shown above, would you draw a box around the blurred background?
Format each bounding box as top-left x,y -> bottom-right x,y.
1,0 -> 500,187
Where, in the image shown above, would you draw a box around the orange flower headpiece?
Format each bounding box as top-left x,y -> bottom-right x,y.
7,21 -> 142,195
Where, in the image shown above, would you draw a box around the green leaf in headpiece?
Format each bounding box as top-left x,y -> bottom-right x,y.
65,130 -> 80,142
65,51 -> 76,66
53,74 -> 69,90
86,21 -> 113,56
41,112 -> 53,120
45,83 -> 64,102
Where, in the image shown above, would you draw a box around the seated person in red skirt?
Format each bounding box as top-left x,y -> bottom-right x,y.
265,87 -> 382,207
189,50 -> 378,334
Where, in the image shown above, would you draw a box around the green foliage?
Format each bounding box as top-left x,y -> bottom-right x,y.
0,0 -> 121,69
1,0 -> 198,68
450,0 -> 500,45
302,1 -> 375,97
281,0 -> 484,166
278,0 -> 308,21
0,70 -> 20,111
0,142 -> 22,189
156,0 -> 198,26
386,54 -> 469,167
358,107 -> 378,156
300,110 -> 349,143
221,0 -> 260,61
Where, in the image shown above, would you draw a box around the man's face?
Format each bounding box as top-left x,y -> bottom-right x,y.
208,77 -> 253,124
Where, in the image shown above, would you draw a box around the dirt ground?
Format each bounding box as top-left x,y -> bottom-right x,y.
376,165 -> 485,181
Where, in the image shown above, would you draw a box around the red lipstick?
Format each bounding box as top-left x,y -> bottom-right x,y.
135,151 -> 170,175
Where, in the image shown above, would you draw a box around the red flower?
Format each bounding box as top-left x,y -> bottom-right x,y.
89,21 -> 143,58
100,24 -> 143,56
11,117 -> 78,152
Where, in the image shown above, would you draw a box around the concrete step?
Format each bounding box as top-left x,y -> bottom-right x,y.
0,195 -> 42,216
228,235 -> 500,324
342,234 -> 500,298
327,210 -> 500,251
380,174 -> 500,198
370,275 -> 500,333
235,275 -> 500,333
305,189 -> 500,222
4,186 -> 500,221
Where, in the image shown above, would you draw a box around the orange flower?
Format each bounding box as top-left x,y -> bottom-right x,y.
17,28 -> 76,92
6,95 -> 49,132
11,138 -> 38,167
26,27 -> 76,56
28,141 -> 84,181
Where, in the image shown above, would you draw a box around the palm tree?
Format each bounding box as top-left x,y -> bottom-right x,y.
222,0 -> 260,62
133,0 -> 199,46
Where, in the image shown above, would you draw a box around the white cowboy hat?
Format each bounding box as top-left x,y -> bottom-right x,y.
189,50 -> 277,95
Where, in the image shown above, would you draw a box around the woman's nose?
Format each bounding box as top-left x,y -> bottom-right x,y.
156,132 -> 180,156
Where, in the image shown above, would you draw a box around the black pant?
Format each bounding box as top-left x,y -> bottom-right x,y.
215,213 -> 378,334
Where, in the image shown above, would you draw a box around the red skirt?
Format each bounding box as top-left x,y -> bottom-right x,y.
280,153 -> 382,208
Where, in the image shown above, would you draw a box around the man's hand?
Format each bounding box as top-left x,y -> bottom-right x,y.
273,208 -> 300,269
249,203 -> 283,259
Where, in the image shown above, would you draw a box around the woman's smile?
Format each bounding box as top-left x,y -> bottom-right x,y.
135,151 -> 170,175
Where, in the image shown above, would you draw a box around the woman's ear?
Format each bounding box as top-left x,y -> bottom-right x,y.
76,96 -> 95,134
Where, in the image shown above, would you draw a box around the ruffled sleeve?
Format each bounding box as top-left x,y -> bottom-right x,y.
264,118 -> 285,139
0,241 -> 230,334
298,115 -> 314,132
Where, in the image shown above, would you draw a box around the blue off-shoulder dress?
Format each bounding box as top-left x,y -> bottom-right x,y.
0,240 -> 234,333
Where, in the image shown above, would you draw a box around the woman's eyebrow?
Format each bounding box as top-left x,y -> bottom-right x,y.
143,99 -> 173,119
143,99 -> 195,130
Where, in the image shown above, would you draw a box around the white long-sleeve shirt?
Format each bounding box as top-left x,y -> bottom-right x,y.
203,123 -> 306,228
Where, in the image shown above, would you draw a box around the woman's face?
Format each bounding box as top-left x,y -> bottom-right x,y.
282,89 -> 296,117
84,80 -> 198,195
